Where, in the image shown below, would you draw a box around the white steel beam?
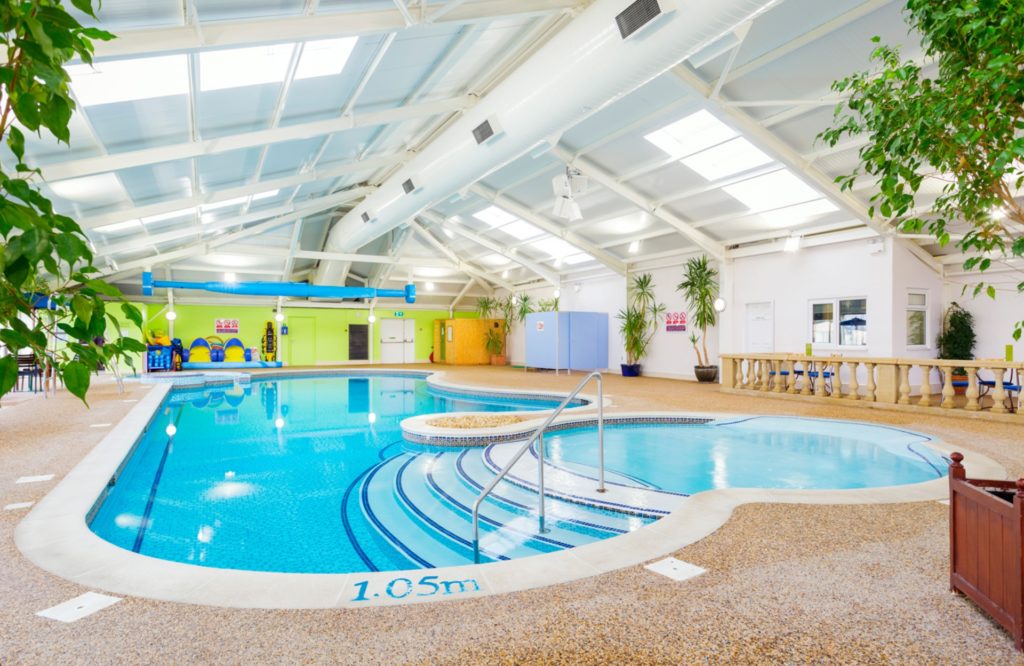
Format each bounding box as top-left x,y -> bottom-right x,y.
408,218 -> 517,291
43,98 -> 472,181
449,277 -> 477,310
552,145 -> 726,260
81,160 -> 389,230
469,183 -> 627,275
282,219 -> 305,280
725,227 -> 878,259
85,1 -> 581,59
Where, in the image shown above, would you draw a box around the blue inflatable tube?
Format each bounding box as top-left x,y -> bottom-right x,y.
142,272 -> 415,303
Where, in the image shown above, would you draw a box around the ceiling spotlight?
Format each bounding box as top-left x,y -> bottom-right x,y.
552,196 -> 582,221
783,234 -> 802,253
165,309 -> 178,321
426,282 -> 435,291
224,272 -> 237,282
552,167 -> 588,197
554,257 -> 563,268
628,240 -> 640,254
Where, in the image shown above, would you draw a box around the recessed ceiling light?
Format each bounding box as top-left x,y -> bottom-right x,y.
644,110 -> 737,160
723,169 -> 822,212
681,137 -> 773,181
68,55 -> 188,106
425,282 -> 435,291
472,206 -> 517,227
783,234 -> 802,252
628,240 -> 640,254
294,38 -> 358,80
479,253 -> 511,266
200,44 -> 295,92
501,269 -> 510,278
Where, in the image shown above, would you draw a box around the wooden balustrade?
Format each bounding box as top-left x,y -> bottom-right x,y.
721,353 -> 1023,418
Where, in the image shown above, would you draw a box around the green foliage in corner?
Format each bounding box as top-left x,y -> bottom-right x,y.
819,1 -> 1024,340
1,1 -> 144,402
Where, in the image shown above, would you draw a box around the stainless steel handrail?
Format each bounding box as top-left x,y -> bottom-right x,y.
471,371 -> 604,563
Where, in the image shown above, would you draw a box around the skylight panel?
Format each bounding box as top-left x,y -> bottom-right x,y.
472,206 -> 517,227
532,237 -> 578,259
295,38 -> 358,80
756,199 -> 840,228
562,253 -> 594,265
723,169 -> 822,212
94,220 -> 142,234
48,173 -> 130,205
681,137 -> 773,181
200,196 -> 248,212
499,220 -> 543,241
141,209 -> 194,225
644,110 -> 737,160
478,253 -> 512,266
200,44 -> 295,92
68,55 -> 188,106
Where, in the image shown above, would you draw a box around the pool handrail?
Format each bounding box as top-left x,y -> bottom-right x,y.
471,371 -> 605,563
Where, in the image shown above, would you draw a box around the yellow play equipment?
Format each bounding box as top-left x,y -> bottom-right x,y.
145,329 -> 171,346
261,321 -> 277,362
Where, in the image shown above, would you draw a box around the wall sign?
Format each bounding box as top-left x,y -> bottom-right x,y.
665,311 -> 687,332
536,321 -> 545,332
394,311 -> 404,317
215,318 -> 239,334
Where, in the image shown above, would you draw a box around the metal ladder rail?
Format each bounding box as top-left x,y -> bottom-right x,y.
471,371 -> 605,563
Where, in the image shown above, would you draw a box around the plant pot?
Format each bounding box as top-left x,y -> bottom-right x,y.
621,363 -> 641,377
953,372 -> 968,395
490,354 -> 507,366
694,365 -> 719,383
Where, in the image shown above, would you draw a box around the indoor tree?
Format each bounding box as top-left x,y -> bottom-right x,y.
616,273 -> 664,375
1,0 -> 144,402
676,255 -> 719,370
818,0 -> 1024,339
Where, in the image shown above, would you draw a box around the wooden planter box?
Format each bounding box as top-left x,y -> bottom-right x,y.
949,452 -> 1024,650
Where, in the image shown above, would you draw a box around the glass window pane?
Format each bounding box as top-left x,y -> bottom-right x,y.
839,299 -> 867,346
812,302 -> 833,343
908,293 -> 926,307
907,311 -> 926,346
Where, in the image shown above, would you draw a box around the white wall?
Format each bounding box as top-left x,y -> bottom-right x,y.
639,264 -> 717,380
941,285 -> 1024,362
891,240 -> 944,359
727,237 -> 894,358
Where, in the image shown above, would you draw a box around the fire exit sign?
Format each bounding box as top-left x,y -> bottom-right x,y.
393,311 -> 404,317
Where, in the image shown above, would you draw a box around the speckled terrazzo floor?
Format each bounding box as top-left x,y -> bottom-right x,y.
2,366 -> 1024,665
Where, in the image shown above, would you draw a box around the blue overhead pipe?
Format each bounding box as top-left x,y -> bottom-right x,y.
142,272 -> 416,303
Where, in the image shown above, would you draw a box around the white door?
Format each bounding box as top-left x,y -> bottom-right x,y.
380,319 -> 404,363
402,319 -> 416,363
746,302 -> 774,353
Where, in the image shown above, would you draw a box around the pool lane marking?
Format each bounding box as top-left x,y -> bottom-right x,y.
339,463 -> 382,572
361,456 -> 435,569
37,592 -> 121,623
132,406 -> 183,553
4,501 -> 34,511
394,455 -> 509,562
453,450 -> 627,536
16,475 -> 55,484
424,453 -> 572,551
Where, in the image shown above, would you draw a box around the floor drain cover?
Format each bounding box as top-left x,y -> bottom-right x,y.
16,475 -> 54,484
4,502 -> 34,511
37,592 -> 122,623
645,557 -> 706,582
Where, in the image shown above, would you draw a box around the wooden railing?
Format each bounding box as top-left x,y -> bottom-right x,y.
720,353 -> 1023,417
949,453 -> 1024,651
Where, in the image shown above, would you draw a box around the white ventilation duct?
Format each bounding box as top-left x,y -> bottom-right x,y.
315,0 -> 778,285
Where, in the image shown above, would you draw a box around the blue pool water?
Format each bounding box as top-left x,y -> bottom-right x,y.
90,374 -> 946,574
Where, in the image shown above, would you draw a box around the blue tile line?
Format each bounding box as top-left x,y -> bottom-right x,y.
339,463 -> 381,572
425,453 -> 571,550
361,457 -> 435,569
132,407 -> 181,553
905,442 -> 945,478
395,455 -> 509,562
378,439 -> 405,461
454,450 -> 626,536
482,446 -> 672,518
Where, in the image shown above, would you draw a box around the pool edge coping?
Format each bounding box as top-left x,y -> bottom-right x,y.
14,372 -> 1007,610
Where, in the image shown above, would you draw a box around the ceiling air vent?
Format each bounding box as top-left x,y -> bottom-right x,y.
402,178 -> 417,195
615,0 -> 675,40
361,211 -> 372,224
472,116 -> 503,145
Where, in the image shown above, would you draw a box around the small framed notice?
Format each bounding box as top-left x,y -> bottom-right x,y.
215,318 -> 239,334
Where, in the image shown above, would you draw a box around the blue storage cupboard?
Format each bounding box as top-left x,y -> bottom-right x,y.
524,312 -> 608,371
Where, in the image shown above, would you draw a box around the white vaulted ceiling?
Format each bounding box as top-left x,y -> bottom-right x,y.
4,0 -> 961,308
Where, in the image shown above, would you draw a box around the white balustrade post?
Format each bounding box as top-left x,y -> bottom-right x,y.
991,367 -> 1007,414
965,367 -> 981,411
918,365 -> 934,407
847,361 -> 860,400
864,363 -> 876,402
786,359 -> 797,394
898,364 -> 912,405
941,367 -> 955,409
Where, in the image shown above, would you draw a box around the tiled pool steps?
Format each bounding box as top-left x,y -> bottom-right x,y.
343,447 -> 653,571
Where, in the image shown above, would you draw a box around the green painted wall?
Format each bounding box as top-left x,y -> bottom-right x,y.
145,303 -> 478,364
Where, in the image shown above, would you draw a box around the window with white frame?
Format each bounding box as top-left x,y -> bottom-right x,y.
810,298 -> 868,347
906,291 -> 928,347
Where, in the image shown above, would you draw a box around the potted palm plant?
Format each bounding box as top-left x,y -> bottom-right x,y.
484,325 -> 506,366
616,273 -> 664,377
938,302 -> 976,394
677,255 -> 720,383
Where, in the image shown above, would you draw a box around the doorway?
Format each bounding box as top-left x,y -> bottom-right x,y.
380,319 -> 415,364
745,302 -> 774,353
